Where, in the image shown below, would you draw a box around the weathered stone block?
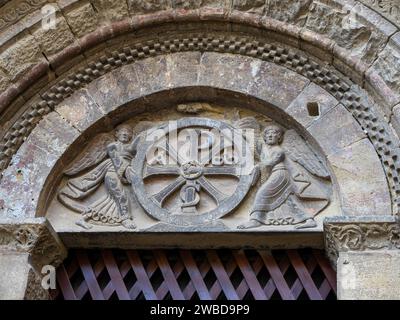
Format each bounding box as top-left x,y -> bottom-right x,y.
199,52 -> 262,95
133,55 -> 168,95
0,252 -> 31,300
370,32 -> 400,107
172,0 -> 200,10
286,82 -> 339,128
55,89 -> 105,132
232,0 -> 265,14
0,112 -> 79,218
86,63 -> 142,113
328,139 -> 391,216
248,59 -> 310,109
307,103 -> 366,156
128,0 -> 171,14
305,0 -> 354,35
338,250 -> 400,300
65,3 -> 99,37
305,0 -> 395,65
0,35 -> 44,80
0,70 -> 10,92
265,0 -> 312,26
32,17 -> 76,56
92,0 -> 129,22
166,52 -> 201,88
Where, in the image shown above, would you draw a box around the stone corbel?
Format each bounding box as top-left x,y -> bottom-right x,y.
0,218 -> 67,300
324,216 -> 400,300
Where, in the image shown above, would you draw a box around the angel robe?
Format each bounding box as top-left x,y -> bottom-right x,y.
58,141 -> 136,225
250,146 -> 329,226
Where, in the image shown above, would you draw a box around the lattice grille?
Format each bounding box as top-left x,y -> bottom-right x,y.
53,249 -> 336,300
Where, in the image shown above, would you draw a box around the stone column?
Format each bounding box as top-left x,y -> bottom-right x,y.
324,216 -> 400,300
0,218 -> 66,300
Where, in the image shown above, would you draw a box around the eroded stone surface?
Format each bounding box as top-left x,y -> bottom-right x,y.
166,52 -> 201,88
0,69 -> 10,92
338,250 -> 400,300
65,3 -> 99,37
232,0 -> 265,14
86,64 -> 141,113
0,112 -> 79,218
0,252 -> 31,300
286,82 -> 339,128
265,0 -> 312,25
199,52 -> 263,95
328,138 -> 391,216
92,0 -> 129,22
305,0 -> 396,65
371,32 -> 400,106
129,0 -> 171,14
0,34 -> 44,80
360,0 -> 400,27
307,103 -> 366,156
32,17 -> 76,56
248,58 -> 310,109
55,89 -> 105,131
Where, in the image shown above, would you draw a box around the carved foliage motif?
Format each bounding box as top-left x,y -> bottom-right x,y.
0,0 -> 47,32
324,220 -> 400,263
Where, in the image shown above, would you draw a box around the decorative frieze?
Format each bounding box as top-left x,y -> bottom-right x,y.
324,216 -> 400,266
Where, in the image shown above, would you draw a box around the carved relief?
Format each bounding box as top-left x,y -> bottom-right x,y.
324,217 -> 400,265
58,124 -> 152,229
130,117 -> 254,226
237,123 -> 331,230
0,219 -> 66,268
1,32 -> 399,219
54,105 -> 333,231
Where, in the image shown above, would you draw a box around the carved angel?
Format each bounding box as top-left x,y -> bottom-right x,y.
237,124 -> 331,230
58,124 -> 144,230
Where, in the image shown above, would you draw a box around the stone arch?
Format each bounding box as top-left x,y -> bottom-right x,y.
0,1 -> 399,299
0,51 -> 390,225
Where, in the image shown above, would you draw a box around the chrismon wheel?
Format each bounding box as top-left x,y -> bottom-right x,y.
131,117 -> 254,226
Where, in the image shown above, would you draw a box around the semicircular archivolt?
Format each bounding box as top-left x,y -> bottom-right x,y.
0,25 -> 398,214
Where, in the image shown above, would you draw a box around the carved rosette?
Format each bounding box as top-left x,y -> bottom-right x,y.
324,216 -> 400,267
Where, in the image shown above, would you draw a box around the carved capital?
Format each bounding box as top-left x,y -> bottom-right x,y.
0,217 -> 67,270
323,216 -> 400,267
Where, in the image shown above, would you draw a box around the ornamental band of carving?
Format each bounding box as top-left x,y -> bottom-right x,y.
1,30 -> 399,214
324,217 -> 400,264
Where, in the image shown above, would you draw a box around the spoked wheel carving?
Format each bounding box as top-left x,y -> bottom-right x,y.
131,118 -> 253,226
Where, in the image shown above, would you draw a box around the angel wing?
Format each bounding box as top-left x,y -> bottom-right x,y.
64,133 -> 114,176
283,129 -> 330,179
